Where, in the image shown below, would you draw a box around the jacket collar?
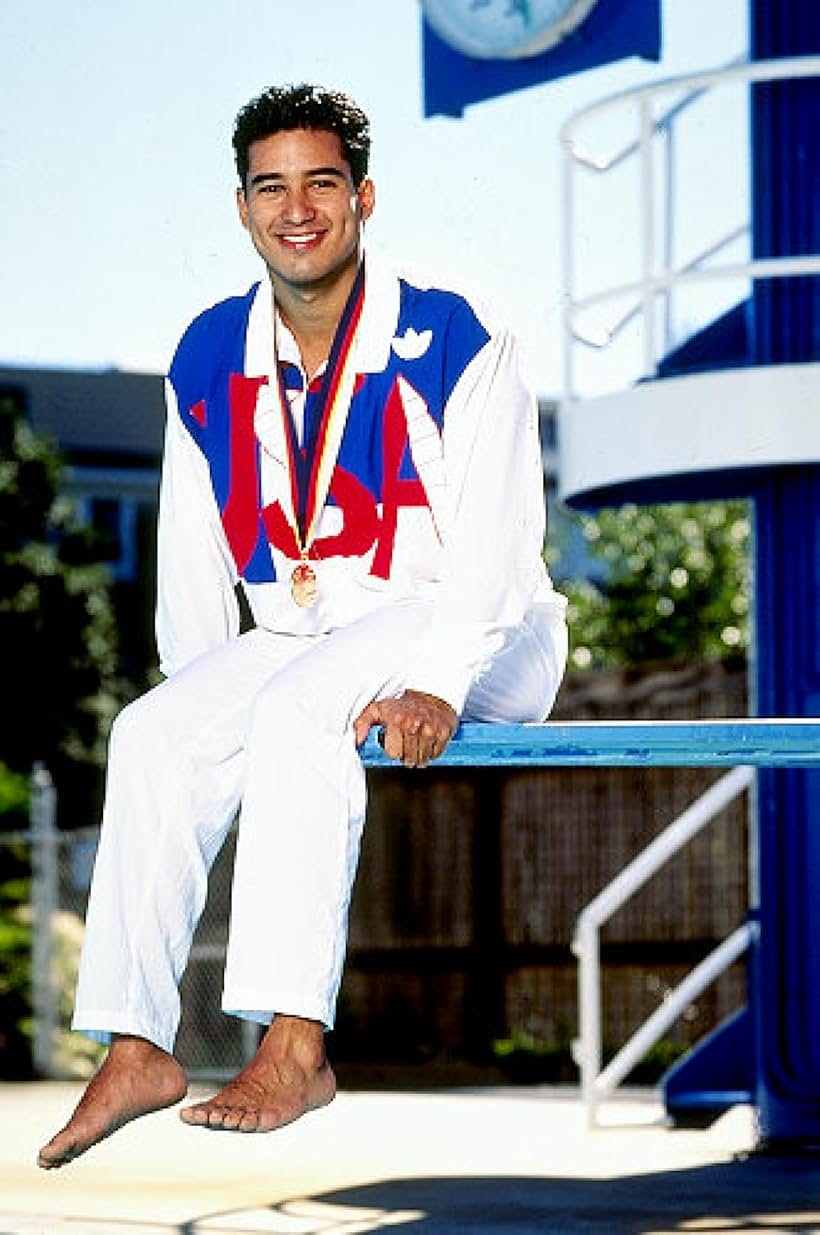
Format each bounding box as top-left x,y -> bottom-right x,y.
244,247 -> 401,380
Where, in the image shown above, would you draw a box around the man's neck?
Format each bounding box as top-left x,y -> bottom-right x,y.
272,260 -> 360,379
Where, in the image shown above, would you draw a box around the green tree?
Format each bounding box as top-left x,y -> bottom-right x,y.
0,763 -> 32,1076
550,501 -> 751,670
0,394 -> 123,810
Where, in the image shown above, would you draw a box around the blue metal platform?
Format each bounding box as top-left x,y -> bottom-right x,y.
360,718 -> 820,769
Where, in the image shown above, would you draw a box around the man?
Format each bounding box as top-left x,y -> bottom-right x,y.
38,83 -> 567,1168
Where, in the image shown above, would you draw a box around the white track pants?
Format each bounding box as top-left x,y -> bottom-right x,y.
73,600 -> 566,1053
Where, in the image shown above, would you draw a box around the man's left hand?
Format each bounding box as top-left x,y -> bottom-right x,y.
354,690 -> 458,768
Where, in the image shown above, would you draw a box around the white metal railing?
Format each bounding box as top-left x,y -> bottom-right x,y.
29,763 -> 60,1078
561,55 -> 820,399
571,764 -> 755,1127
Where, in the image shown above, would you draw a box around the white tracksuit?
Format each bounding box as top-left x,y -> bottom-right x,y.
73,253 -> 567,1050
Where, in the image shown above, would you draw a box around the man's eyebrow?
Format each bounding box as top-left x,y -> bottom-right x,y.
248,167 -> 348,188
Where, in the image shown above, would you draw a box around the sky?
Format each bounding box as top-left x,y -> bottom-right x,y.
0,0 -> 747,397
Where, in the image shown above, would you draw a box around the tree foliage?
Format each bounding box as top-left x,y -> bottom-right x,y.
551,501 -> 751,670
0,762 -> 31,1077
0,394 -> 123,814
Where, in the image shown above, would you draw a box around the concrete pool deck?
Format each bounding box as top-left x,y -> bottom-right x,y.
2,1081 -> 819,1234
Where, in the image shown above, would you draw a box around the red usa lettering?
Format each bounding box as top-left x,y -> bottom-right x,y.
221,374 -> 434,578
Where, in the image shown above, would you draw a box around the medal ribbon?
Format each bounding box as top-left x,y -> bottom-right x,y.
275,260 -> 365,558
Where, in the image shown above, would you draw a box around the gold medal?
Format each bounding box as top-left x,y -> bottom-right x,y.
291,560 -> 318,608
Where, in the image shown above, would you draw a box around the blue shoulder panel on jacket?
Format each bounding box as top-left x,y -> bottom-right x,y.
392,279 -> 491,417
169,284 -> 259,413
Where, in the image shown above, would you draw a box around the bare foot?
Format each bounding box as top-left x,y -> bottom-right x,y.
37,1036 -> 187,1169
180,1015 -> 335,1133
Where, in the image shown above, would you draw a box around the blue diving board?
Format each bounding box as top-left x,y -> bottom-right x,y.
360,719 -> 820,769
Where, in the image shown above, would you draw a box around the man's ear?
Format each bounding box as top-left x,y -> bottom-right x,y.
358,178 -> 375,222
236,186 -> 249,230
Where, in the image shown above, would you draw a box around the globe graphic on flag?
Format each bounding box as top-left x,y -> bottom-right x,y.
421,0 -> 601,60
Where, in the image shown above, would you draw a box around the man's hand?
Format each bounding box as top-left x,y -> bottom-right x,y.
354,690 -> 458,768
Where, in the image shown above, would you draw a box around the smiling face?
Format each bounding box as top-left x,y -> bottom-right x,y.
237,127 -> 375,298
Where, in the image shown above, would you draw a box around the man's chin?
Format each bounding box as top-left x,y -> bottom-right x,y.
266,255 -> 360,295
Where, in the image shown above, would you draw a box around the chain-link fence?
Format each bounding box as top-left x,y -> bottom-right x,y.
19,765 -> 257,1081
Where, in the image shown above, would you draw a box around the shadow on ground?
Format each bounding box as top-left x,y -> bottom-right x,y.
182,1156 -> 820,1234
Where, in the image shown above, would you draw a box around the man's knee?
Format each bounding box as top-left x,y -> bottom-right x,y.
247,667 -> 356,750
247,677 -> 308,744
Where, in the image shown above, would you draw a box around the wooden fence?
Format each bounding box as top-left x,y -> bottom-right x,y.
333,658 -> 749,1085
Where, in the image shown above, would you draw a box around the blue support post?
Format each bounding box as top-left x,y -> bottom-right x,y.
749,0 -> 820,1146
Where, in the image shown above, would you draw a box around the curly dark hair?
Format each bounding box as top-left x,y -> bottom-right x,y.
233,83 -> 371,188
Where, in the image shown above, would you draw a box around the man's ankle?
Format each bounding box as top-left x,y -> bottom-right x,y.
108,1035 -> 175,1065
263,1015 -> 327,1066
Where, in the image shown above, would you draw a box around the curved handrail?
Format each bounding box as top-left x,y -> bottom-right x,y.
561,54 -> 820,137
571,765 -> 754,1125
572,253 -> 820,315
561,56 -> 820,398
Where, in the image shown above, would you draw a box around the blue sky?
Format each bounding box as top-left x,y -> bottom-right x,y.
0,0 -> 746,395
